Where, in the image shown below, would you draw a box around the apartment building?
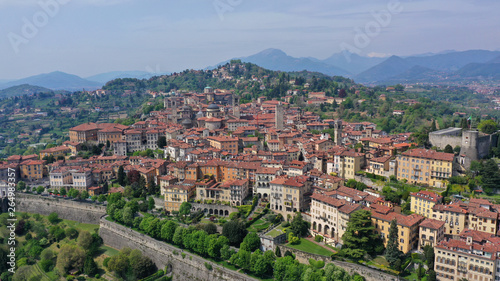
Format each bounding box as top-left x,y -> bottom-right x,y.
20,160 -> 47,181
397,148 -> 455,187
335,150 -> 365,180
39,146 -> 71,160
432,199 -> 500,237
207,136 -> 239,155
435,234 -> 500,281
370,207 -> 425,254
163,181 -> 196,213
220,179 -> 250,206
254,167 -> 281,199
411,190 -> 443,218
270,175 -> 312,217
418,218 -> 445,250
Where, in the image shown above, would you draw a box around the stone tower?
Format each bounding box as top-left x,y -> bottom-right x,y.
275,102 -> 284,130
232,95 -> 240,119
334,120 -> 343,145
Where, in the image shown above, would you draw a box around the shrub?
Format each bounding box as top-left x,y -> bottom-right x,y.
181,253 -> 186,259
103,257 -> 110,268
204,262 -> 213,270
95,274 -> 100,279
314,235 -> 324,242
281,221 -> 290,227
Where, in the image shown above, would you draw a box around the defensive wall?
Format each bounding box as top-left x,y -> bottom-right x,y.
16,193 -> 106,224
99,217 -> 257,281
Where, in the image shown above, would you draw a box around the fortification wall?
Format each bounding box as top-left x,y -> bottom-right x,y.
99,218 -> 257,281
277,245 -> 399,281
477,135 -> 493,159
17,193 -> 106,224
429,135 -> 461,150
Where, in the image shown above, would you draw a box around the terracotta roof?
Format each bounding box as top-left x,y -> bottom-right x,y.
402,148 -> 454,162
419,218 -> 445,229
410,190 -> 443,203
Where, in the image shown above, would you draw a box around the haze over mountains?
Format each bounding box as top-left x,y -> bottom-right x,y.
1,49 -> 499,96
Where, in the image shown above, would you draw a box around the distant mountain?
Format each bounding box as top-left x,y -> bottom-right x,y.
0,71 -> 102,91
456,62 -> 500,79
86,71 -> 169,84
321,52 -> 386,75
213,48 -> 350,76
488,55 -> 500,64
0,84 -> 53,98
354,56 -> 414,83
405,50 -> 500,72
379,65 -> 445,84
353,50 -> 500,84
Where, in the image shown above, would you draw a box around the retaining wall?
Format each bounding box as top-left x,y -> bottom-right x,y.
99,217 -> 257,281
17,193 -> 106,224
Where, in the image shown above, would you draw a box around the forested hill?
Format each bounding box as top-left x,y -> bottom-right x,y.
102,61 -> 356,98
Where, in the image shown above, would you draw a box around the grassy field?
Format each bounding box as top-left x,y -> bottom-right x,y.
286,239 -> 335,256
247,218 -> 272,232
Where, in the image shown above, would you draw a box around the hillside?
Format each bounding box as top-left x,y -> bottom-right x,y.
212,48 -> 350,76
0,71 -> 103,91
0,84 -> 53,98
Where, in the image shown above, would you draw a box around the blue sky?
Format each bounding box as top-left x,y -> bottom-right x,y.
1,0 -> 499,79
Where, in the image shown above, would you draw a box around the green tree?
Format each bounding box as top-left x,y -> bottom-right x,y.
84,255 -> 98,276
222,220 -> 248,246
56,245 -> 85,275
424,244 -> 435,269
78,230 -> 93,249
132,255 -> 156,279
96,194 -> 105,203
161,220 -> 178,242
480,159 -> 500,194
241,232 -> 261,252
148,197 -> 155,210
36,186 -> 45,193
341,209 -> 381,259
59,187 -> 67,196
48,212 -> 60,224
122,207 -> 134,226
157,136 -> 167,149
179,201 -> 192,222
444,144 -> 454,154
290,212 -> 309,237
221,244 -> 232,260
385,219 -> 403,268
117,166 -> 126,185
275,246 -> 282,257
79,190 -> 89,200
478,119 -> 499,134
68,188 -> 79,198
172,226 -> 185,246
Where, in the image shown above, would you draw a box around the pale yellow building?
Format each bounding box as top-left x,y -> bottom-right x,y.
370,208 -> 424,254
410,190 -> 443,218
418,218 -> 445,250
397,148 -> 454,187
164,181 -> 196,213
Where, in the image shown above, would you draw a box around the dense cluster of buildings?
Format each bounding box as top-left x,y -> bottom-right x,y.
3,85 -> 500,281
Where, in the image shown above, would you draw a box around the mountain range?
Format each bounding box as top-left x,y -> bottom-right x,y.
2,48 -> 500,96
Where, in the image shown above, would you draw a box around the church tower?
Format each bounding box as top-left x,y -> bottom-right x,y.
334,120 -> 343,145
275,102 -> 284,130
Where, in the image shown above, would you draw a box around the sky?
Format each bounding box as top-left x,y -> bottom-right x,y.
1,0 -> 499,79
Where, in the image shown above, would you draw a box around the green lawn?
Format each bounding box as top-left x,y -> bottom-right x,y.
266,225 -> 286,237
247,218 -> 272,232
100,245 -> 120,256
62,219 -> 99,233
286,239 -> 335,256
